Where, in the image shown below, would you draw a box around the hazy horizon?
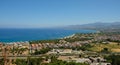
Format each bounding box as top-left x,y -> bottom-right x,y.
0,0 -> 120,28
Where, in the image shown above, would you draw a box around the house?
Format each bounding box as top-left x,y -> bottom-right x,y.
47,49 -> 72,54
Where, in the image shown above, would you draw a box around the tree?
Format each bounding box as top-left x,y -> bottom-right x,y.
15,57 -> 43,65
19,48 -> 28,55
15,59 -> 27,65
0,58 -> 4,65
105,55 -> 120,65
101,48 -> 109,53
33,48 -> 51,55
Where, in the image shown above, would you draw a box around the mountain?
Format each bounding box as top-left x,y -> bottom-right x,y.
65,22 -> 120,32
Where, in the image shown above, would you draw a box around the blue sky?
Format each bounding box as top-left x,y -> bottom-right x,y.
0,0 -> 120,28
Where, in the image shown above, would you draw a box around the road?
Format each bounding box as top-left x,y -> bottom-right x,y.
0,55 -> 42,59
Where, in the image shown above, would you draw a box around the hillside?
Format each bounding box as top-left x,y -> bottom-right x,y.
88,42 -> 120,52
65,22 -> 120,32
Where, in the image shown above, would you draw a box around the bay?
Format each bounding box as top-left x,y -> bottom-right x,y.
0,28 -> 96,42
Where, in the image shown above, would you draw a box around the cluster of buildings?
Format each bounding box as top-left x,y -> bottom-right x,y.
45,48 -> 111,65
1,33 -> 118,65
30,40 -> 91,53
94,35 -> 120,42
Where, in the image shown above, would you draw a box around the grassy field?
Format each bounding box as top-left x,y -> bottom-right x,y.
88,42 -> 120,52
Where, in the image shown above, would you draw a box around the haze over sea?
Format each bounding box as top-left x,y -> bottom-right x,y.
0,28 -> 96,42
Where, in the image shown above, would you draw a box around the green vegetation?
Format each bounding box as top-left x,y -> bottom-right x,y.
64,37 -> 91,42
33,48 -> 51,55
15,58 -> 43,65
0,49 -> 2,52
44,60 -> 89,65
15,59 -> 27,65
105,55 -> 120,65
72,44 -> 93,51
10,47 -> 28,55
0,58 -> 4,65
101,47 -> 110,53
14,57 -> 89,65
30,39 -> 60,44
87,42 -> 120,52
28,58 -> 43,65
64,33 -> 94,42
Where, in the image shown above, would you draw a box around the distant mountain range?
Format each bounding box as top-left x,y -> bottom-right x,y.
65,22 -> 120,32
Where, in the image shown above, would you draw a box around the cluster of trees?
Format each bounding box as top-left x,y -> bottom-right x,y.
0,58 -> 4,65
0,58 -> 43,65
15,58 -> 43,65
105,55 -> 120,65
30,39 -> 60,44
63,33 -> 94,43
101,48 -> 110,53
15,59 -> 27,65
64,34 -> 93,43
64,37 -> 92,43
71,44 -> 93,51
106,39 -> 120,43
44,60 -> 89,65
10,47 -> 28,55
33,48 -> 51,55
14,57 -> 89,65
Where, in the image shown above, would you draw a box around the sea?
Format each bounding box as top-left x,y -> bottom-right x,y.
0,28 -> 96,42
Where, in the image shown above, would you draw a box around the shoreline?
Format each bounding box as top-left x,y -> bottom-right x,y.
0,30 -> 97,44
62,34 -> 75,39
0,34 -> 76,44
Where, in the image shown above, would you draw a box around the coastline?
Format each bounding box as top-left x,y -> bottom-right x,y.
0,29 -> 97,43
0,34 -> 76,44
62,34 -> 75,39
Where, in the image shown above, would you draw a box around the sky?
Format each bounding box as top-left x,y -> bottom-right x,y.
0,0 -> 120,28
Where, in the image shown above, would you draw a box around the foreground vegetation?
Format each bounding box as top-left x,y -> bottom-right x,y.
0,57 -> 89,65
105,55 -> 120,65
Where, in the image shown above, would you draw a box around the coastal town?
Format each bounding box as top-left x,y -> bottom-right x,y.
1,0 -> 120,65
0,32 -> 120,65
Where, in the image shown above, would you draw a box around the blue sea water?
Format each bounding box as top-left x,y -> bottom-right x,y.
0,28 -> 96,42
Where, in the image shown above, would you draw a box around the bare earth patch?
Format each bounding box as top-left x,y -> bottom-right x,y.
111,49 -> 120,52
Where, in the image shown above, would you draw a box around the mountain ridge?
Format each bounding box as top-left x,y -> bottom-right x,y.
65,22 -> 120,32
